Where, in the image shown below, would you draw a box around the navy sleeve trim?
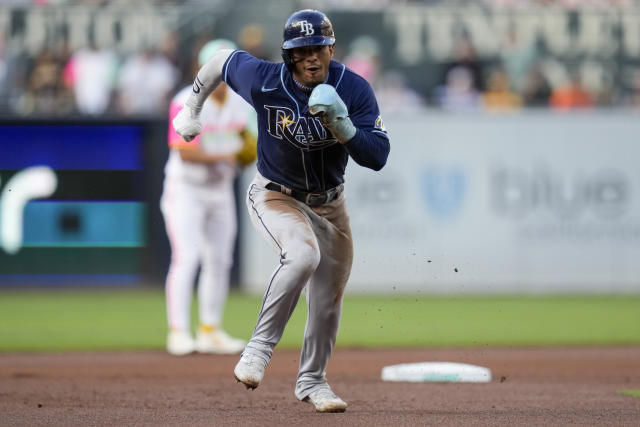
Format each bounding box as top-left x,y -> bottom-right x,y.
372,129 -> 389,139
222,50 -> 242,84
335,64 -> 346,90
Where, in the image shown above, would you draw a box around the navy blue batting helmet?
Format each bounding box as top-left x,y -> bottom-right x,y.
282,9 -> 335,50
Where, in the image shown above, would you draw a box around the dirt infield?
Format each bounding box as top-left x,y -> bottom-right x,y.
1,347 -> 639,426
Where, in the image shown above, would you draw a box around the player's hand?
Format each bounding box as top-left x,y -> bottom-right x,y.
308,84 -> 356,143
309,84 -> 347,121
172,106 -> 202,142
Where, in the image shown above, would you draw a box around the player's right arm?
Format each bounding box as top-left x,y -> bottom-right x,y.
172,49 -> 234,142
173,50 -> 266,142
169,93 -> 236,165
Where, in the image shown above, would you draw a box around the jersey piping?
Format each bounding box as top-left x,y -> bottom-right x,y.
280,64 -> 301,117
335,64 -> 346,89
223,50 -> 243,84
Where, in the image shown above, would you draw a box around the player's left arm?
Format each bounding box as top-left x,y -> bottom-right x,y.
309,83 -> 390,171
341,83 -> 390,171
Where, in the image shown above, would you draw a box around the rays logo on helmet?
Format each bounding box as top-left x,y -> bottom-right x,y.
282,10 -> 335,50
300,20 -> 315,36
375,115 -> 387,132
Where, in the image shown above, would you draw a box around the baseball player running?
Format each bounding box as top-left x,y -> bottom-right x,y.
173,10 -> 390,412
162,39 -> 257,356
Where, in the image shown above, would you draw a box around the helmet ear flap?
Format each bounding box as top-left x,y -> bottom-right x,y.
281,49 -> 294,72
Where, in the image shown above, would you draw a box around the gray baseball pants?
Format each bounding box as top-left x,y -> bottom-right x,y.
243,172 -> 353,400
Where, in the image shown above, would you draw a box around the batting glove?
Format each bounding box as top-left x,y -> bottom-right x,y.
172,102 -> 203,143
309,84 -> 356,143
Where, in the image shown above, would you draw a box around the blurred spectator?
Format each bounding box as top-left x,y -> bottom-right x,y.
116,47 -> 178,115
434,65 -> 483,111
374,71 -> 425,113
482,67 -> 522,112
0,35 -> 31,115
238,24 -> 270,60
341,35 -> 426,113
440,38 -> 485,94
0,35 -> 9,112
521,65 -> 552,107
28,49 -> 59,96
343,36 -> 382,85
499,27 -> 538,94
19,48 -> 73,115
625,68 -> 640,108
160,30 -> 180,68
549,72 -> 594,110
63,38 -> 118,115
580,61 -> 617,106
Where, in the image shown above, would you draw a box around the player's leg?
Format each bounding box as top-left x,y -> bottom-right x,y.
161,181 -> 204,355
198,194 -> 235,328
196,192 -> 245,354
235,174 -> 321,386
294,196 -> 353,410
245,179 -> 321,357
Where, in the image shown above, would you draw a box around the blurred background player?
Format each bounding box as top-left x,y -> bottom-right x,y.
161,39 -> 257,356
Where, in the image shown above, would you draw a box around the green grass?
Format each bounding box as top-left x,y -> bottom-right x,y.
0,288 -> 639,352
618,390 -> 640,398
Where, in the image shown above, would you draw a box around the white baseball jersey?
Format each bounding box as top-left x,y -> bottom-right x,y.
164,86 -> 252,196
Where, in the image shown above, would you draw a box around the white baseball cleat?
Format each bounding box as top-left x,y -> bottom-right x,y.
166,330 -> 195,356
303,386 -> 347,413
196,327 -> 246,355
233,352 -> 268,390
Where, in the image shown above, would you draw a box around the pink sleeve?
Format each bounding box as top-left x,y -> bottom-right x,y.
168,100 -> 200,148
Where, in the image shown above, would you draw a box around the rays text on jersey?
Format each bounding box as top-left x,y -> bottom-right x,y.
264,105 -> 338,151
